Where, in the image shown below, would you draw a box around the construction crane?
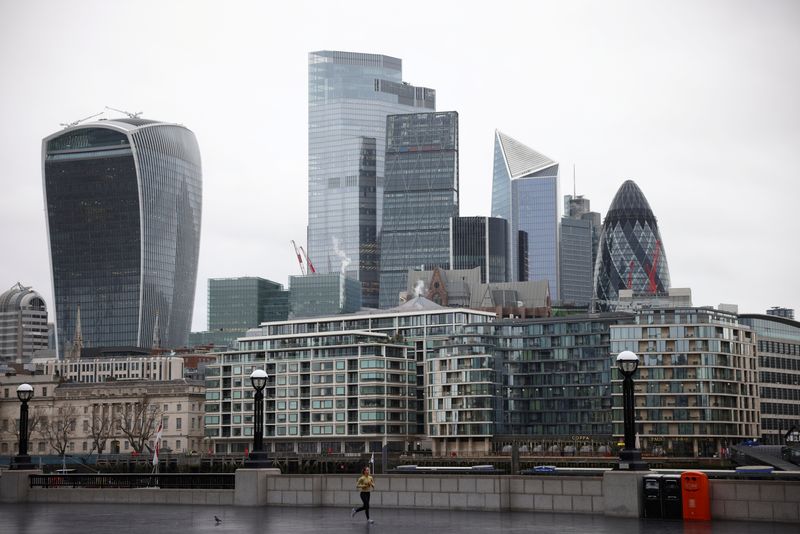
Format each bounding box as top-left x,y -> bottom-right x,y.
300,246 -> 316,274
291,240 -> 306,275
105,106 -> 143,119
60,112 -> 103,129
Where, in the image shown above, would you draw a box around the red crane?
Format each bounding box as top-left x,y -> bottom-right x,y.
300,246 -> 316,274
291,240 -> 306,275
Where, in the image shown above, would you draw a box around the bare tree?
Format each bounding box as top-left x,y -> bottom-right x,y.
87,403 -> 116,455
118,394 -> 161,453
2,406 -> 45,446
41,405 -> 78,456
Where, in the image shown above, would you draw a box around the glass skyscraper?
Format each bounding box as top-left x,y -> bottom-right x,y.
379,111 -> 458,308
308,51 -> 436,308
491,130 -> 559,298
42,118 -> 202,354
449,216 -> 508,283
559,195 -> 601,307
593,180 -> 670,311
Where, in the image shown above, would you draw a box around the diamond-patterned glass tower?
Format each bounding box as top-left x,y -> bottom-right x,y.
593,180 -> 670,311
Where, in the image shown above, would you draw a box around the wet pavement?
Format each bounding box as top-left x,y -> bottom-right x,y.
0,503 -> 795,533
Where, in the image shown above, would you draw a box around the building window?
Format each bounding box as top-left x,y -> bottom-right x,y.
177,404 -> 182,411
176,439 -> 181,450
83,442 -> 88,451
176,418 -> 182,430
42,387 -> 48,397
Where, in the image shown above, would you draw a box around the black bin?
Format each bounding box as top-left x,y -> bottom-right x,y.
642,475 -> 663,518
661,474 -> 682,519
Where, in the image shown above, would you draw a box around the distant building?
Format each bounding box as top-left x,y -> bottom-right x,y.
289,273 -> 362,318
379,111 -> 459,308
767,307 -> 795,320
0,283 -> 48,363
593,180 -> 670,311
739,313 -> 800,445
491,130 -> 559,294
42,118 -> 202,354
0,375 -> 204,456
307,51 -> 436,308
406,267 -> 550,317
449,216 -> 508,284
42,347 -> 185,383
189,277 -> 289,350
559,195 -> 601,307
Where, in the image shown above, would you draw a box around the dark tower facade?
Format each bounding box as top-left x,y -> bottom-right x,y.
449,216 -> 508,283
43,118 -> 202,354
593,180 -> 670,311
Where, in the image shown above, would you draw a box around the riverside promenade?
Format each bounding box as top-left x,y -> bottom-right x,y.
0,503 -> 796,534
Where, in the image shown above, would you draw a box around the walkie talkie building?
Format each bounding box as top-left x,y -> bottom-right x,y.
42,118 -> 202,355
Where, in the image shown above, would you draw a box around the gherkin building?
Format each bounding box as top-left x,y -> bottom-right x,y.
593,180 -> 670,311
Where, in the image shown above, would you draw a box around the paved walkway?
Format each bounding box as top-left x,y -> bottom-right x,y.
0,503 -> 795,533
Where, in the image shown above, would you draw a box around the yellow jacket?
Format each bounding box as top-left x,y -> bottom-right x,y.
356,474 -> 374,492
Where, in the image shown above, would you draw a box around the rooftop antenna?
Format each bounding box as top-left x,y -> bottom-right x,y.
59,111 -> 104,129
105,106 -> 143,119
573,164 -> 576,198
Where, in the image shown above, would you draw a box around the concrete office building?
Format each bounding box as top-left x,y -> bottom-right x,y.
593,180 -> 670,311
767,307 -> 795,321
559,195 -> 601,307
740,313 -> 800,445
0,283 -> 48,363
308,51 -> 436,308
42,118 -> 202,354
491,130 -> 559,296
379,111 -> 459,308
449,216 -> 508,284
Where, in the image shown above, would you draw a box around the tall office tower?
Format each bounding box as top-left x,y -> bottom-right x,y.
559,195 -> 601,307
379,112 -> 458,307
593,180 -> 670,311
0,283 -> 49,363
43,118 -> 202,355
449,216 -> 508,283
308,51 -> 436,308
491,130 -> 559,297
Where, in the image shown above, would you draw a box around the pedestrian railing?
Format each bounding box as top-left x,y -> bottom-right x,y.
29,473 -> 235,489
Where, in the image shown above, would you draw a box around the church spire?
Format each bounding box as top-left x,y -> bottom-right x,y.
68,304 -> 83,360
152,310 -> 161,349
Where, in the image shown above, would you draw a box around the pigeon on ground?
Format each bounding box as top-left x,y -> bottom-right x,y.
214,515 -> 222,524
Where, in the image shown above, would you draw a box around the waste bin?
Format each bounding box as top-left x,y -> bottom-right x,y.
642,475 -> 663,518
662,474 -> 682,519
681,471 -> 710,521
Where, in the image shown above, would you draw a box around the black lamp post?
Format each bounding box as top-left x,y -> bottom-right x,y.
11,383 -> 35,470
616,351 -> 649,471
244,369 -> 271,468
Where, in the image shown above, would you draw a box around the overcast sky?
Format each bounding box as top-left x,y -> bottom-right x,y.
1,0 -> 798,333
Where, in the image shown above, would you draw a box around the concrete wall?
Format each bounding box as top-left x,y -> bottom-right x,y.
710,479 -> 800,523
28,487 -> 233,506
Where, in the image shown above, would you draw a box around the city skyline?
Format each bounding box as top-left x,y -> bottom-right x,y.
1,1 -> 798,334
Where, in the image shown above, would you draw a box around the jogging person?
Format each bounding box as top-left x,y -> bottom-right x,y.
351,466 -> 375,524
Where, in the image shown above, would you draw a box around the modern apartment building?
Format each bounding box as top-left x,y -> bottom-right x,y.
42,118 -> 202,353
307,51 -> 436,307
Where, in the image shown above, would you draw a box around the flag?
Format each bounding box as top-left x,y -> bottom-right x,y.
152,420 -> 163,467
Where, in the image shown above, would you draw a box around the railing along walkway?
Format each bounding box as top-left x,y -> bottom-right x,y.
29,473 -> 234,489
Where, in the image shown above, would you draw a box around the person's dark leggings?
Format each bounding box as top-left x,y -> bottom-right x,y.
355,491 -> 371,519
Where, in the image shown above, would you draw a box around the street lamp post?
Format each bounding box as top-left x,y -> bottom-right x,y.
616,351 -> 649,471
11,383 -> 35,470
244,369 -> 271,468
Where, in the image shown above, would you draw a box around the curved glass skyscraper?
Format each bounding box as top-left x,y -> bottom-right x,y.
42,118 -> 202,354
593,180 -> 670,311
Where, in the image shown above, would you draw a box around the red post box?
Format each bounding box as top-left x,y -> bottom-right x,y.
681,471 -> 711,521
